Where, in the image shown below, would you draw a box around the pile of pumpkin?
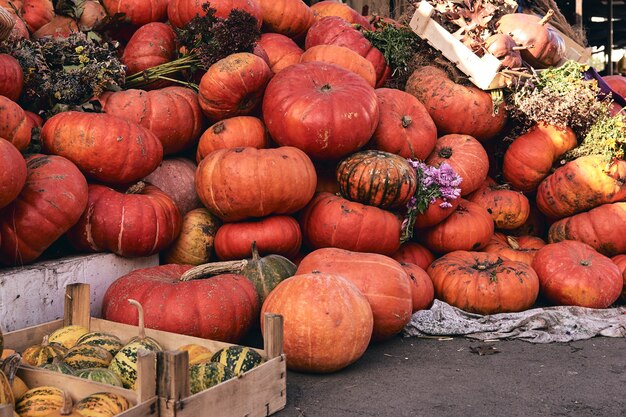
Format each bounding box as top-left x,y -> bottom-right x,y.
1,0 -> 626,375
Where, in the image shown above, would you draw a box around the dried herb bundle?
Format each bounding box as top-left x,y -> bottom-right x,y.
563,112 -> 626,162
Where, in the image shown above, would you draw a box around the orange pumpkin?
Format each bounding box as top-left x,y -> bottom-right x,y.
310,0 -> 372,29
610,254 -> 626,304
196,116 -> 269,163
258,0 -> 315,39
300,44 -> 377,87
482,233 -> 546,265
467,180 -> 530,229
102,0 -> 169,26
0,53 -> 23,101
0,138 -> 26,209
391,242 -> 435,270
168,0 -> 262,29
32,15 -> 78,39
257,33 -> 303,74
400,262 -> 435,312
0,95 -> 31,151
22,0 -> 54,33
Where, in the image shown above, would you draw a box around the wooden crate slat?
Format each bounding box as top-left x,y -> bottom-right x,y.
63,282 -> 91,328
2,319 -> 63,352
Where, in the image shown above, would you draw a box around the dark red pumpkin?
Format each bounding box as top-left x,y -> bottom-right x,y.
0,138 -> 26,209
548,202 -> 626,257
532,241 -> 622,308
536,156 -> 626,219
371,88 -> 437,160
195,146 -> 317,222
482,233 -> 546,265
405,66 -> 507,141
426,134 -> 489,196
310,1 -> 372,29
0,95 -> 31,151
420,199 -> 494,253
198,53 -> 272,122
305,16 -> 388,87
215,215 -> 302,260
0,53 -> 23,101
103,264 -> 259,342
143,157 -> 201,216
391,242 -> 435,270
610,254 -> 626,303
102,0 -> 169,26
296,247 -> 412,342
196,116 -> 269,163
41,111 -> 163,185
502,123 -> 577,193
257,33 -> 304,74
467,180 -> 530,230
67,183 -> 181,258
0,154 -> 88,265
258,0 -> 315,39
260,271 -> 373,373
400,262 -> 435,312
168,0 -> 262,29
336,150 -> 417,209
99,87 -> 205,155
413,195 -> 461,229
428,251 -> 540,314
299,192 -> 402,256
22,0 -> 54,33
262,61 -> 379,161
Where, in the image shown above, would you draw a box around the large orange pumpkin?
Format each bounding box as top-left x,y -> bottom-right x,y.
67,183 -> 181,258
371,88 -> 438,160
168,0 -> 262,29
405,66 -> 507,141
41,111 -> 163,184
0,155 -> 88,266
99,87 -> 205,155
195,146 -> 317,222
0,53 -> 23,101
198,53 -> 272,121
428,251 -> 540,314
103,264 -> 259,342
0,95 -> 31,151
262,61 -> 379,161
102,0 -> 169,26
532,241 -> 622,308
0,138 -> 26,209
502,123 -> 577,193
300,192 -> 402,256
482,233 -> 546,265
296,248 -> 412,342
261,271 -> 373,373
258,0 -> 315,39
257,33 -> 303,74
196,116 -> 269,163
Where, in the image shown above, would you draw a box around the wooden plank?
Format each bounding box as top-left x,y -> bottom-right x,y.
263,313 -> 284,359
2,319 -> 63,352
157,351 -> 190,404
118,398 -> 159,417
166,356 -> 287,417
63,283 -> 91,329
136,351 -> 158,404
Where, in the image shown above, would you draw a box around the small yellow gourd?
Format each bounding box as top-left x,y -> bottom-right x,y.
21,336 -> 67,367
74,392 -> 130,417
48,326 -> 90,350
15,385 -> 64,417
177,344 -> 213,365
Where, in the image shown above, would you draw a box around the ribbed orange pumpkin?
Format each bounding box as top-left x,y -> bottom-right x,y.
215,215 -> 302,260
22,0 -> 54,33
405,66 -> 507,141
99,87 -> 205,155
67,183 -> 181,258
428,251 -> 540,314
41,111 -> 163,184
198,52 -> 272,121
536,156 -> 626,219
196,146 -> 317,222
0,95 -> 31,151
420,199 -> 494,253
261,271 -> 373,373
299,192 -> 402,256
532,241 -> 622,308
300,44 -> 377,87
0,138 -> 26,209
257,33 -> 303,74
467,180 -> 530,229
413,195 -> 461,229
196,116 -> 269,163
482,233 -> 546,265
610,254 -> 626,303
297,248 -> 412,341
310,0 -> 372,29
102,0 -> 169,26
502,123 -> 577,193
0,53 -> 23,101
400,262 -> 435,312
258,0 -> 315,38
391,242 -> 436,270
336,150 -> 417,209
371,88 -> 438,160
426,134 -> 489,196
0,154 -> 88,266
168,0 -> 262,29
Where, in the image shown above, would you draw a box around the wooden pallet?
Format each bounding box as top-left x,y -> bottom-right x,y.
409,1 -> 591,90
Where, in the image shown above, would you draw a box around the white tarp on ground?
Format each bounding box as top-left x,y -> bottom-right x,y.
403,300 -> 626,343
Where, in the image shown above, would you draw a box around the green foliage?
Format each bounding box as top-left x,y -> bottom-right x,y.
564,112 -> 626,162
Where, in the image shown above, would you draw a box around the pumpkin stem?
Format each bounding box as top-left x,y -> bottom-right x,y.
580,259 -> 591,267
128,299 -> 146,340
506,235 -> 521,250
1,353 -> 21,386
438,147 -> 453,159
512,45 -> 531,51
180,260 -> 249,281
539,9 -> 554,26
250,241 -> 260,263
401,115 -> 412,128
42,334 -> 50,347
126,181 -> 146,195
59,390 -> 74,415
320,84 -> 332,93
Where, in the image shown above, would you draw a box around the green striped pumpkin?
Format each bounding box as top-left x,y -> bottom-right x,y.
189,362 -> 234,394
74,392 -> 130,417
109,340 -> 162,390
210,346 -> 264,376
75,332 -> 124,356
21,336 -> 67,367
74,368 -> 124,387
64,345 -> 113,370
40,360 -> 76,375
48,325 -> 89,349
15,386 -> 64,417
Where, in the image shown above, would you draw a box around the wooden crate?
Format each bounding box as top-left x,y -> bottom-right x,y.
409,1 -> 591,90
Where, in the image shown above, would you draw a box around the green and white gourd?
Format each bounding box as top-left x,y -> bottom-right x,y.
211,345 -> 264,376
74,368 -> 124,387
75,332 -> 124,357
64,345 -> 113,370
189,362 -> 234,394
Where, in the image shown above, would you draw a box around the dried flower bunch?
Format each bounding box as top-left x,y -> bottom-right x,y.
565,112 -> 626,163
401,160 -> 463,242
